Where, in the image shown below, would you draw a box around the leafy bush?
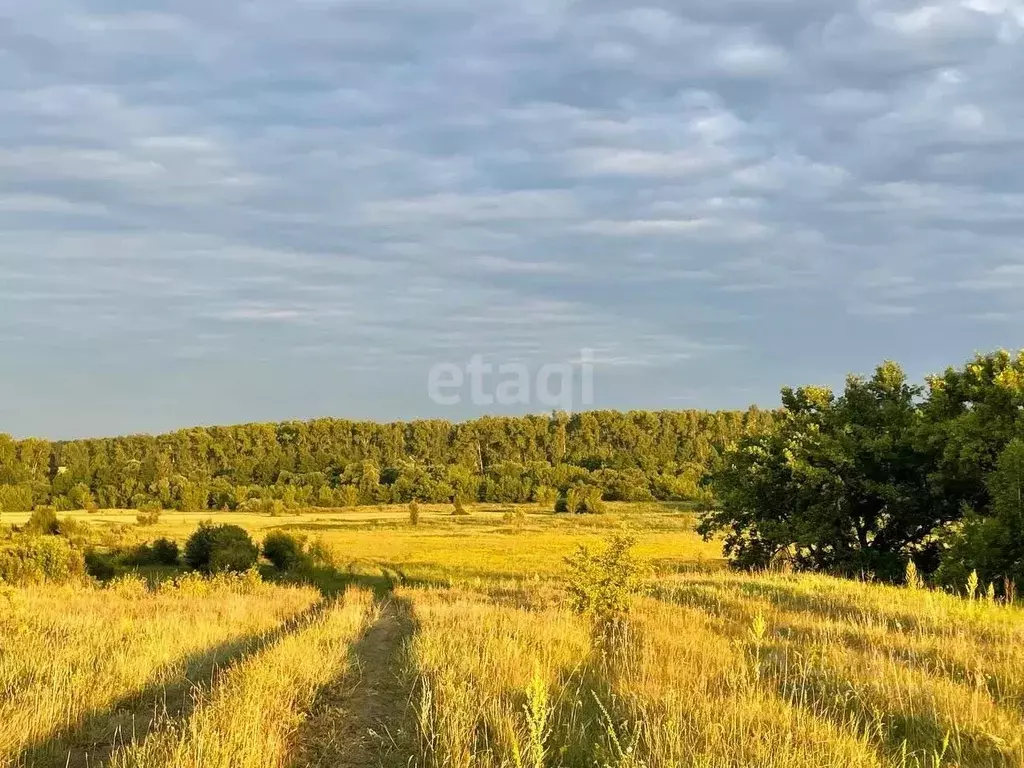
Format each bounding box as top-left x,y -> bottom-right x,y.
578,486 -> 606,514
56,516 -> 90,540
556,486 -> 605,515
236,497 -> 286,516
24,506 -> 59,535
151,537 -> 180,565
184,523 -> 259,574
0,484 -> 34,513
564,534 -> 645,636
533,485 -> 558,507
0,536 -> 86,585
136,502 -> 162,526
124,537 -> 181,567
84,550 -> 117,581
408,500 -> 421,526
262,531 -> 306,571
502,507 -> 527,528
306,537 -> 342,569
339,485 -> 360,508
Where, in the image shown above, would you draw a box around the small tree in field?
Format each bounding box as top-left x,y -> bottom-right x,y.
565,534 -> 645,639
534,485 -> 558,508
24,506 -> 59,535
408,500 -> 421,526
556,486 -> 605,515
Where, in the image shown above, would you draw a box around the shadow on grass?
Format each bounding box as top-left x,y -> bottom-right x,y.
12,600 -> 332,768
758,642 -> 1017,766
648,587 -> 1017,765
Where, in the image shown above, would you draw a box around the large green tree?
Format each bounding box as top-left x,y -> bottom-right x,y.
701,363 -> 942,579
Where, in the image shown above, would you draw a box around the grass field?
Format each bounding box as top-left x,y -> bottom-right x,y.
2,503 -> 1022,767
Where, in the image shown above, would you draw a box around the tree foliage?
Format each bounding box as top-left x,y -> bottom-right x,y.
0,410 -> 771,513
702,351 -> 1024,591
564,534 -> 645,636
184,523 -> 259,574
262,531 -> 307,571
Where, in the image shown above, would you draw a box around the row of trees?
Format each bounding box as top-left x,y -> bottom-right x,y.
701,350 -> 1024,591
0,410 -> 774,512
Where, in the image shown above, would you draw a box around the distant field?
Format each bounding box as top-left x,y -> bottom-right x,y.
1,502 -> 724,580
2,503 -> 1022,767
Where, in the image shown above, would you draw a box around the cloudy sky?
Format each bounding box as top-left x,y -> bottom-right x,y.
2,0 -> 1023,438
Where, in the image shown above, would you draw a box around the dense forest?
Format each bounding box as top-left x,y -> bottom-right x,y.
701,349 -> 1024,591
0,409 -> 774,513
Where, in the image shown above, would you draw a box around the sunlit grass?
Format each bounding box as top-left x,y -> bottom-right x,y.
110,587 -> 375,768
0,573 -> 318,765
2,505 -> 1021,768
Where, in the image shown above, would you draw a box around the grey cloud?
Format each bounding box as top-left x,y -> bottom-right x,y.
2,0 -> 1024,436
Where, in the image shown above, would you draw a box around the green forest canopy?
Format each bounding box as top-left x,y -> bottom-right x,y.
0,409 -> 774,513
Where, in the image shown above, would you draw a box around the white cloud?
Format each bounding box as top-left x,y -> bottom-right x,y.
568,148 -> 731,177
577,219 -> 717,235
714,40 -> 790,77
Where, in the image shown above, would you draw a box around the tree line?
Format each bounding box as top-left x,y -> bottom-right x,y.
700,349 -> 1024,593
0,409 -> 774,513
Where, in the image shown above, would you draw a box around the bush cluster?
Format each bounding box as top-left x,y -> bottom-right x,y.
183,523 -> 259,574
0,537 -> 86,585
555,486 -> 605,515
136,502 -> 162,526
261,531 -> 306,571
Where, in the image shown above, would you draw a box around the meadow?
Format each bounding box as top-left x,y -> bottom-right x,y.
2,502 -> 1022,768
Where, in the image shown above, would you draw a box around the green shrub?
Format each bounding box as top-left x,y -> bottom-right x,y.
502,507 -> 527,528
565,534 -> 645,637
136,502 -> 162,526
262,531 -> 306,571
56,516 -> 90,540
0,484 -> 34,513
578,486 -> 606,514
151,537 -> 180,565
84,550 -> 118,581
24,506 -> 60,535
184,523 -> 259,574
124,537 -> 181,567
408,500 -> 421,526
340,485 -> 360,508
0,536 -> 87,585
306,537 -> 341,569
556,487 -> 604,514
239,497 -> 288,516
533,485 -> 558,506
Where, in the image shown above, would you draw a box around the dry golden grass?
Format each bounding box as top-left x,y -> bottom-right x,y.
0,573 -> 318,767
110,587 -> 375,768
3,503 -> 722,582
401,569 -> 1024,768
2,505 -> 1022,768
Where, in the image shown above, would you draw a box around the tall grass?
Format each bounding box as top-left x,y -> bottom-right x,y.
111,587 -> 375,768
3,508 -> 1022,768
404,572 -> 1024,768
0,573 -> 317,764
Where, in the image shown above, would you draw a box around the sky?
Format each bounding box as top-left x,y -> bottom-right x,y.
2,0 -> 1024,439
